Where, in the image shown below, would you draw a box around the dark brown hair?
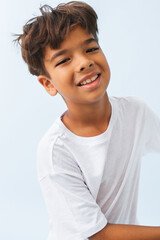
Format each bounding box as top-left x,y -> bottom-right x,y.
14,1 -> 98,77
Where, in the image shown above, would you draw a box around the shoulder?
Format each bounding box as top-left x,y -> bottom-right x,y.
36,118 -> 69,180
109,96 -> 150,127
37,119 -> 62,155
110,95 -> 147,113
110,95 -> 146,107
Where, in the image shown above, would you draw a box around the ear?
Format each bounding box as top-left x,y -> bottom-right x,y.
38,75 -> 58,96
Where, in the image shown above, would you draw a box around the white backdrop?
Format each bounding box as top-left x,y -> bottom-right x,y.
0,0 -> 160,239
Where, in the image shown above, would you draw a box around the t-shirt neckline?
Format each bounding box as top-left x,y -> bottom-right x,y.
56,97 -> 116,143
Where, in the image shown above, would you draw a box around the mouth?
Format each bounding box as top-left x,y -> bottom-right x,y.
77,73 -> 101,86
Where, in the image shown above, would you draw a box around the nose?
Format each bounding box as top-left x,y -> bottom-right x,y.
75,54 -> 94,72
80,62 -> 93,72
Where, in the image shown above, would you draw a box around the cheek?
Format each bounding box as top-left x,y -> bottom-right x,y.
102,55 -> 110,72
105,60 -> 110,73
50,69 -> 72,89
100,56 -> 110,73
100,55 -> 111,81
96,52 -> 109,67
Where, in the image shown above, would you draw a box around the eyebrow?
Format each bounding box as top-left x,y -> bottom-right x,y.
49,49 -> 68,63
49,38 -> 97,63
83,38 -> 97,45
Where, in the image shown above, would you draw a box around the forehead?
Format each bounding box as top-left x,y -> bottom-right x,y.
60,26 -> 94,45
44,26 -> 95,61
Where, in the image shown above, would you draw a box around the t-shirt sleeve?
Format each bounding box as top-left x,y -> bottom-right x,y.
37,137 -> 107,240
143,102 -> 160,154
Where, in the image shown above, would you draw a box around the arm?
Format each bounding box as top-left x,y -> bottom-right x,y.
89,223 -> 160,240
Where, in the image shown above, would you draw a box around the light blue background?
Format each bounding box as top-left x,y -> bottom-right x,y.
1,0 -> 160,239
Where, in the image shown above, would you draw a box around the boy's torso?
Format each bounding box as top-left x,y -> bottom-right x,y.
37,96 -> 158,239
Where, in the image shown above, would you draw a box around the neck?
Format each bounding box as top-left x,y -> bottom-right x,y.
62,92 -> 111,137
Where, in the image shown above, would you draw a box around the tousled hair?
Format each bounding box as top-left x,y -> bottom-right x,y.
14,1 -> 98,77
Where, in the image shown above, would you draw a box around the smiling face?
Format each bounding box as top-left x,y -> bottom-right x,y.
38,26 -> 110,108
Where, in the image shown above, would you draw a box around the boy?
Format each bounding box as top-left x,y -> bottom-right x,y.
15,1 -> 160,239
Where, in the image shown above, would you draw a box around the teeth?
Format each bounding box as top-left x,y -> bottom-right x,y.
80,74 -> 99,86
86,79 -> 92,83
91,75 -> 98,81
81,80 -> 87,85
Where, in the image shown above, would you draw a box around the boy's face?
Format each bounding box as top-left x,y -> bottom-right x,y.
38,26 -> 110,107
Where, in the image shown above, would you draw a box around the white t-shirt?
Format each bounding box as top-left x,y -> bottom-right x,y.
37,96 -> 160,240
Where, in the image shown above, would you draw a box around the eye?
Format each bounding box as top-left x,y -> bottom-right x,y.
86,47 -> 99,53
56,58 -> 70,67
